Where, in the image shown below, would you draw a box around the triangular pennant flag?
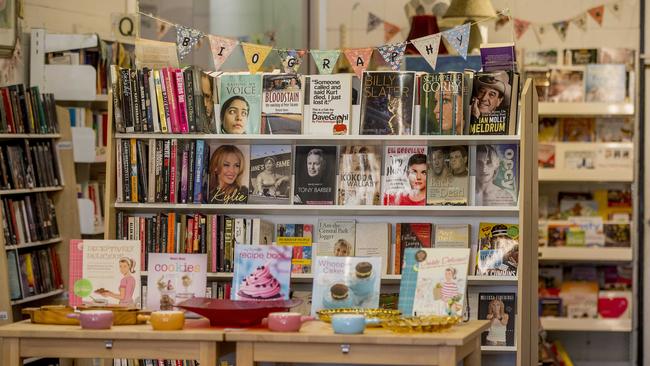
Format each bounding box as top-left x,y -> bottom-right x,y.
311,49 -> 341,74
608,3 -> 622,19
277,49 -> 307,73
156,20 -> 171,40
572,13 -> 588,31
241,42 -> 273,74
442,23 -> 471,59
513,19 -> 530,40
367,12 -> 383,32
411,33 -> 442,70
552,21 -> 569,41
532,24 -> 546,44
377,42 -> 406,71
383,21 -> 401,42
343,47 -> 373,78
207,35 -> 238,71
588,5 -> 605,26
495,14 -> 510,32
176,26 -> 203,60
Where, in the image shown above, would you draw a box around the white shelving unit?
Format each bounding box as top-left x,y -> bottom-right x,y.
538,247 -> 634,262
538,142 -> 634,182
540,317 -> 632,332
538,102 -> 634,116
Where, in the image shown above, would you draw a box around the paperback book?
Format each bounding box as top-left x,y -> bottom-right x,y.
382,145 -> 427,206
249,145 -> 292,204
293,145 -> 337,205
316,220 -> 356,257
478,292 -> 516,347
276,224 -> 313,273
434,224 -> 470,248
468,71 -> 519,135
337,145 -> 381,205
218,73 -> 262,134
304,74 -> 352,135
231,245 -> 292,300
419,72 -> 464,135
355,222 -> 391,275
360,71 -> 416,135
207,143 -> 250,204
548,67 -> 585,102
426,145 -> 469,205
394,223 -> 432,274
476,223 -> 519,276
475,144 -> 519,206
585,64 -> 626,103
261,74 -> 303,134
146,253 -> 207,311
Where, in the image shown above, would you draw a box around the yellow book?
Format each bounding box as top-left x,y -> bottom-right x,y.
153,70 -> 169,133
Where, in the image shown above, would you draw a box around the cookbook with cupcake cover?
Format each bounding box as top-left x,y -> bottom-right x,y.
310,256 -> 382,316
231,245 -> 292,300
146,253 -> 207,311
398,248 -> 470,317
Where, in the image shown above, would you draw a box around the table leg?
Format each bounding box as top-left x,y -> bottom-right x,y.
1,337 -> 20,366
199,341 -> 218,366
438,346 -> 456,366
463,338 -> 482,366
236,342 -> 254,366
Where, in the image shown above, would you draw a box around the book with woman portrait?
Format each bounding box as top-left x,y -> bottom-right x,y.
478,292 -> 516,347
293,145 -> 337,205
218,74 -> 262,134
207,143 -> 250,204
382,145 -> 427,206
249,145 -> 292,204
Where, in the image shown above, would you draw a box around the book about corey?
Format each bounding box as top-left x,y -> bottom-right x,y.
304,74 -> 352,135
476,223 -> 519,277
382,145 -> 427,206
231,245 -> 292,300
398,248 -> 470,317
311,256 -> 382,316
146,253 -> 207,311
475,144 -> 519,206
419,72 -> 464,135
261,73 -> 303,134
207,143 -> 250,204
337,145 -> 381,205
360,71 -> 416,135
249,145 -> 292,204
426,145 -> 469,205
218,73 -> 262,134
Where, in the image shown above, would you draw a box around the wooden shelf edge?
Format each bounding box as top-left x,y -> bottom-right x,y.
10,288 -> 65,305
4,237 -> 63,251
0,134 -> 61,139
481,345 -> 517,352
538,247 -> 633,262
540,317 -> 632,332
114,133 -> 522,142
0,186 -> 64,195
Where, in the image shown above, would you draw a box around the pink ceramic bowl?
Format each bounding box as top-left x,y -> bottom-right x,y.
67,310 -> 113,329
263,312 -> 314,332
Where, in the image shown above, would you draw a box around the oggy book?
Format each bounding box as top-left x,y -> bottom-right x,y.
231,245 -> 292,300
146,253 -> 207,311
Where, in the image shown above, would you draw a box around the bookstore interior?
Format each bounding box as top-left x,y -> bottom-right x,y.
0,0 -> 645,365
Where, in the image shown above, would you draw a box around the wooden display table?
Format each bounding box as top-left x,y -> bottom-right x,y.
227,319 -> 490,366
0,319 -> 223,366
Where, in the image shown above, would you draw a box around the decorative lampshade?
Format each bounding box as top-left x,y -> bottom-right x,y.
443,0 -> 496,19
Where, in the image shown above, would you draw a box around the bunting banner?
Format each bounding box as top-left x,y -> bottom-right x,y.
343,47 -> 373,78
377,42 -> 406,71
572,13 -> 588,31
513,19 -> 530,40
532,24 -> 546,44
175,26 -> 203,60
277,49 -> 306,73
495,14 -> 510,32
411,33 -> 442,70
367,12 -> 383,32
588,5 -> 605,25
156,20 -> 171,40
207,35 -> 238,71
552,21 -> 569,41
442,23 -> 470,60
311,49 -> 341,74
241,42 -> 273,74
608,3 -> 621,19
383,21 -> 401,42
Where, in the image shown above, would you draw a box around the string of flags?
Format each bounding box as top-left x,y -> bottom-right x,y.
496,1 -> 622,42
366,12 -> 403,43
137,10 -> 501,77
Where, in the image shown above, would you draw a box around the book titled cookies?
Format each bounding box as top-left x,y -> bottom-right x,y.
146,253 -> 207,311
231,245 -> 292,300
311,256 -> 382,316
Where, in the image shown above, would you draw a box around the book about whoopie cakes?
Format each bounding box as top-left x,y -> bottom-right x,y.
231,245 -> 292,300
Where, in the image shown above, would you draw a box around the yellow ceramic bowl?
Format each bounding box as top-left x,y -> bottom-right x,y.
139,310 -> 185,330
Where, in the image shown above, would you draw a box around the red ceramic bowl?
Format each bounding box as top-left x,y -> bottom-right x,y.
176,297 -> 303,327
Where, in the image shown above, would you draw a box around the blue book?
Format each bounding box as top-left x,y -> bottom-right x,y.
231,245 -> 292,300
193,140 -> 204,203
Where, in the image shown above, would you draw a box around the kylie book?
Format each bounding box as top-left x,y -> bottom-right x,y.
398,248 -> 470,317
261,74 -> 303,134
231,245 -> 292,300
207,143 -> 250,204
420,72 -> 464,135
394,223 -> 432,274
276,224 -> 314,274
249,145 -> 292,204
337,145 -> 381,205
360,71 -> 416,135
426,145 -> 469,206
304,74 -> 353,135
478,292 -> 516,347
293,145 -> 337,205
382,145 -> 427,206
475,144 -> 519,206
311,256 -> 382,316
146,253 -> 207,311
316,220 -> 356,257
468,71 -> 519,135
476,223 -> 519,277
218,73 -> 262,134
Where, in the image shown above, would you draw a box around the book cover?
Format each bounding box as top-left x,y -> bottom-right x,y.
395,223 -> 432,274
305,74 -> 352,135
478,292 -> 516,347
480,43 -> 516,71
192,68 -> 218,133
311,256 -> 382,316
562,118 -> 595,141
355,222 -> 391,275
568,216 -> 605,247
419,72 -> 464,135
316,220 -> 356,257
146,253 -> 207,311
276,224 -> 313,273
398,248 -> 470,316
382,145 -> 427,206
218,73 -> 262,134
604,223 -> 631,247
538,118 -> 560,142
207,143 -> 250,204
468,71 -> 515,135
599,48 -> 635,68
476,223 -> 519,276
231,245 -> 292,300
426,145 -> 469,205
596,117 -> 633,142
585,64 -> 626,103
434,224 -> 470,248
565,48 -> 598,65
538,144 -> 556,168
360,71 -> 416,135
475,144 -> 519,206
523,49 -> 558,66
548,67 -> 585,102
337,145 -> 381,205
261,74 -> 303,134
249,145 -> 292,204
293,145 -> 337,205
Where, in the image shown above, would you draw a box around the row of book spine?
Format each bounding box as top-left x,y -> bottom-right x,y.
7,246 -> 64,300
1,193 -> 60,246
111,360 -> 198,366
0,85 -> 59,134
0,140 -> 61,190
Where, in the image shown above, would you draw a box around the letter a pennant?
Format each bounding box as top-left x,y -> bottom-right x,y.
176,26 -> 203,60
311,50 -> 341,74
412,33 -> 442,70
377,42 -> 406,71
442,23 -> 471,60
343,47 -> 374,78
277,49 -> 307,73
241,42 -> 273,74
207,35 -> 238,71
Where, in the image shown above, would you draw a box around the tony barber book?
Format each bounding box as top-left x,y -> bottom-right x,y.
360,71 -> 415,135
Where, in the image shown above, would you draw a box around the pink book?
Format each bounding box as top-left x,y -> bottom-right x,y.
211,215 -> 217,272
180,144 -> 189,203
139,217 -> 146,271
175,69 -> 190,133
162,68 -> 180,133
68,239 -> 84,306
169,139 -> 178,203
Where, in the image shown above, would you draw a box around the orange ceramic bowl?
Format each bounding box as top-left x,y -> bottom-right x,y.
140,310 -> 185,330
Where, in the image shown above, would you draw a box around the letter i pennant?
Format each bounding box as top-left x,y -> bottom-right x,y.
442,23 -> 471,60
241,42 -> 273,74
377,42 -> 406,71
412,33 -> 442,70
311,50 -> 341,74
343,47 -> 374,78
207,35 -> 238,71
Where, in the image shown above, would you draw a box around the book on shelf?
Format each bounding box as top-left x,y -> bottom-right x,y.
525,67 -> 551,102
7,246 -> 63,300
311,256 -> 382,316
475,144 -> 519,207
478,292 -> 516,347
434,224 -> 470,248
249,145 -> 292,204
426,145 -> 469,206
548,67 -> 585,103
394,223 -> 432,274
475,223 -> 519,277
564,48 -> 598,65
0,140 -> 61,190
1,193 -> 59,246
398,248 -> 470,317
468,70 -> 519,135
355,222 -> 391,275
337,145 -> 381,205
538,144 -> 555,168
260,73 -> 303,134
604,223 -> 631,247
231,244 -> 292,300
538,118 -> 560,142
206,143 -> 249,204
382,145 -> 427,206
293,145 -> 337,205
419,72 -> 465,135
595,117 -> 633,142
211,281 -> 232,300
0,85 -> 59,134
480,43 -> 516,72
523,49 -> 558,67
316,220 -> 356,257
360,71 -> 416,135
303,74 -> 353,135
276,223 -> 313,273
585,64 -> 627,103
146,253 -> 207,311
218,73 -> 262,134
77,181 -> 106,229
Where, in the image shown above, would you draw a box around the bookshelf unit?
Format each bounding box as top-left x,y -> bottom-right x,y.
102,80 -> 538,365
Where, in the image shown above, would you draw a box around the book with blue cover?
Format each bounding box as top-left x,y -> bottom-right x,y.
218,74 -> 262,134
231,245 -> 292,300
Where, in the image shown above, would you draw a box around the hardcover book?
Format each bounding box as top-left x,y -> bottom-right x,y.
355,222 -> 391,275
276,224 -> 313,273
304,74 -> 353,135
316,220 -> 356,257
538,118 -> 560,142
311,256 -> 382,316
596,117 -> 633,142
337,145 -> 381,205
293,145 -> 337,205
146,253 -> 207,311
398,248 -> 470,317
538,144 -> 556,168
480,43 -> 516,71
434,224 -> 470,248
360,71 -> 416,135
468,71 -> 519,135
419,72 -> 464,135
207,143 -> 250,204
548,67 -> 585,103
218,73 -> 262,134
478,292 -> 516,347
585,64 -> 626,103
382,145 -> 427,206
261,74 -> 303,134
394,223 -> 432,274
426,145 -> 469,205
231,245 -> 292,300
476,223 -> 519,276
249,145 -> 292,204
565,48 -> 598,65
475,144 -> 519,206
562,118 -> 595,142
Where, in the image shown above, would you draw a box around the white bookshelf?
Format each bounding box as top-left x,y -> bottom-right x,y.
4,238 -> 63,251
540,317 -> 632,332
538,102 -> 634,116
538,247 -> 633,262
481,346 -> 518,353
538,142 -> 634,182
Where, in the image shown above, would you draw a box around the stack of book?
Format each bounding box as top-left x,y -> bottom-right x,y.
0,85 -> 59,134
